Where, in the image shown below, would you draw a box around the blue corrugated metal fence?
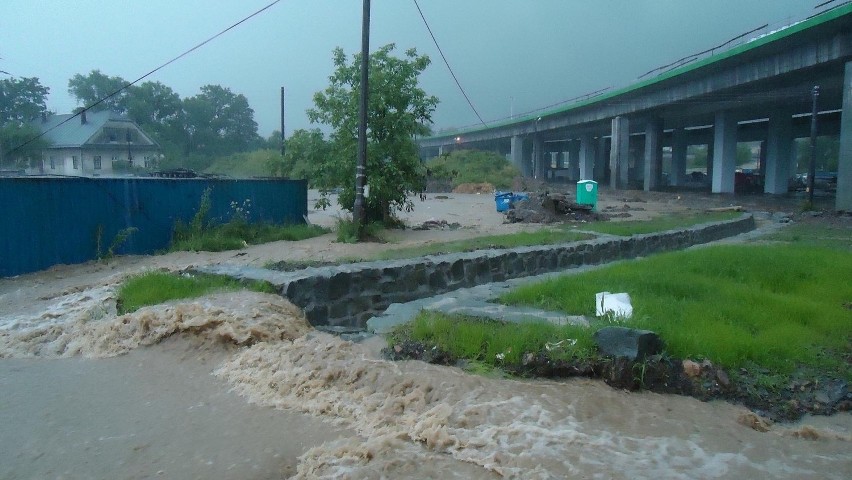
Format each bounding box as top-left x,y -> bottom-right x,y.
0,177 -> 307,277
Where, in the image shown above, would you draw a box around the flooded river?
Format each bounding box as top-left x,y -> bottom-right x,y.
1,289 -> 849,478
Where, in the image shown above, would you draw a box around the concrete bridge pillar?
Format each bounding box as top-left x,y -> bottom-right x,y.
568,140 -> 581,181
610,116 -> 630,189
670,128 -> 687,186
764,109 -> 794,195
644,118 -> 663,191
579,134 -> 595,180
595,137 -> 608,181
837,60 -> 852,211
712,111 -> 737,193
510,135 -> 525,175
533,136 -> 545,179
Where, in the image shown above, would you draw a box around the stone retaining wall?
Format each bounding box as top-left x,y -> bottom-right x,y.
200,214 -> 755,328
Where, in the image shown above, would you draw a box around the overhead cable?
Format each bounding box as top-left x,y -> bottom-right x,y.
412,0 -> 488,128
6,0 -> 281,157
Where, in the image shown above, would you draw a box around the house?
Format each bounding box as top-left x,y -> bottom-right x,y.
34,110 -> 160,176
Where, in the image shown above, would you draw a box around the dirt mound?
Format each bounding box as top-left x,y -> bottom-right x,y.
505,192 -> 607,224
452,182 -> 494,194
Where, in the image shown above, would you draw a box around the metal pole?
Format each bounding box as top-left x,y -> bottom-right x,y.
808,85 -> 819,205
353,0 -> 370,230
280,86 -> 286,156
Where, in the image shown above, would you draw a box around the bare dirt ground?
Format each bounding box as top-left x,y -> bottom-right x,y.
1,187 -> 849,479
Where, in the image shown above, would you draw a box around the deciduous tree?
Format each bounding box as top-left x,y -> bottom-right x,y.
0,76 -> 50,167
68,70 -> 129,113
266,128 -> 329,183
308,44 -> 438,223
183,85 -> 259,156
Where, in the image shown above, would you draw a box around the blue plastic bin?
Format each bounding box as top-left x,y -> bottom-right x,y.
495,191 -> 513,212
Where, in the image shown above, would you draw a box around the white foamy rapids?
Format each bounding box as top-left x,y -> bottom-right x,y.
217,334 -> 852,479
0,291 -> 311,358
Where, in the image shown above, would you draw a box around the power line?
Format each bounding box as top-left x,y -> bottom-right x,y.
5,0 -> 281,157
412,0 -> 488,128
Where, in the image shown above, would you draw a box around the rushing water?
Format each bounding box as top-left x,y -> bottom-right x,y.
1,290 -> 850,479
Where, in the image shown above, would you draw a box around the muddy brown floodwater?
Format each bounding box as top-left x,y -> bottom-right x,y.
1,190 -> 850,478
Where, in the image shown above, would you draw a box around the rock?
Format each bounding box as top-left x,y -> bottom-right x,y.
682,359 -> 701,378
593,327 -> 664,361
715,369 -> 731,389
771,211 -> 792,223
815,380 -> 847,406
737,412 -> 772,432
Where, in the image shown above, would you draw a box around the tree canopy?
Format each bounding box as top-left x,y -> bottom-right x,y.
68,70 -> 129,114
0,76 -> 50,167
68,71 -> 260,163
183,85 -> 259,156
266,128 -> 329,182
308,44 -> 438,222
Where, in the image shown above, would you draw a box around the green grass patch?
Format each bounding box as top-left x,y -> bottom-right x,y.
116,271 -> 275,314
203,149 -> 281,178
500,244 -> 852,377
391,312 -> 597,366
373,229 -> 593,260
576,211 -> 740,236
760,221 -> 852,252
171,221 -> 329,252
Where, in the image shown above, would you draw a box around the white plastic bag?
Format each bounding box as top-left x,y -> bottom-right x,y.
595,292 -> 633,318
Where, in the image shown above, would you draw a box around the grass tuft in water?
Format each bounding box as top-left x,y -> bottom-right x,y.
116,271 -> 275,314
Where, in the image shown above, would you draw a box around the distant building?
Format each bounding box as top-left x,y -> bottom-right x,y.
33,111 -> 160,176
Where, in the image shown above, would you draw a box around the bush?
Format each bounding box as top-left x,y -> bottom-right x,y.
426,149 -> 520,190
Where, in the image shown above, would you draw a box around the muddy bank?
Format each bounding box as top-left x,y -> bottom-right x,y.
386,340 -> 851,423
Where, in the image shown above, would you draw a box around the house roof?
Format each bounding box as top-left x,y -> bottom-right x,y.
35,111 -> 158,149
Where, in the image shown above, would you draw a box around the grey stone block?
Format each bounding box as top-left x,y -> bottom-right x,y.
593,326 -> 664,361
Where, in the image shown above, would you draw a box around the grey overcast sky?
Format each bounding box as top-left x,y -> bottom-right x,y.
0,0 -> 821,136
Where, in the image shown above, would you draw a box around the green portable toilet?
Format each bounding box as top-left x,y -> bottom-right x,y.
577,180 -> 598,211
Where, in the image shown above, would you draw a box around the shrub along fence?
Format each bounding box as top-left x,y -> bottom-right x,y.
0,177 -> 307,277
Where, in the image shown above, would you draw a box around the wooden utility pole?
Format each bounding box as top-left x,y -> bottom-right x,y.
353,0 -> 370,231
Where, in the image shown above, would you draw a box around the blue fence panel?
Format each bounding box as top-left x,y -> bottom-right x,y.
0,177 -> 308,277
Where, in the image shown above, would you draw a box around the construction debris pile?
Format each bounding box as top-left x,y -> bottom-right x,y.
504,192 -> 608,224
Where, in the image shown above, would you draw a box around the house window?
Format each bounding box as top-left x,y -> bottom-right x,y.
112,155 -> 121,162
72,156 -> 79,169
94,156 -> 102,170
144,156 -> 152,168
49,156 -> 56,170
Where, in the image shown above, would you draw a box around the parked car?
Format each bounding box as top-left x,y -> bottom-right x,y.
795,171 -> 837,192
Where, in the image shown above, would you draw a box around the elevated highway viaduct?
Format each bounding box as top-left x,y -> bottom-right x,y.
417,5 -> 852,211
